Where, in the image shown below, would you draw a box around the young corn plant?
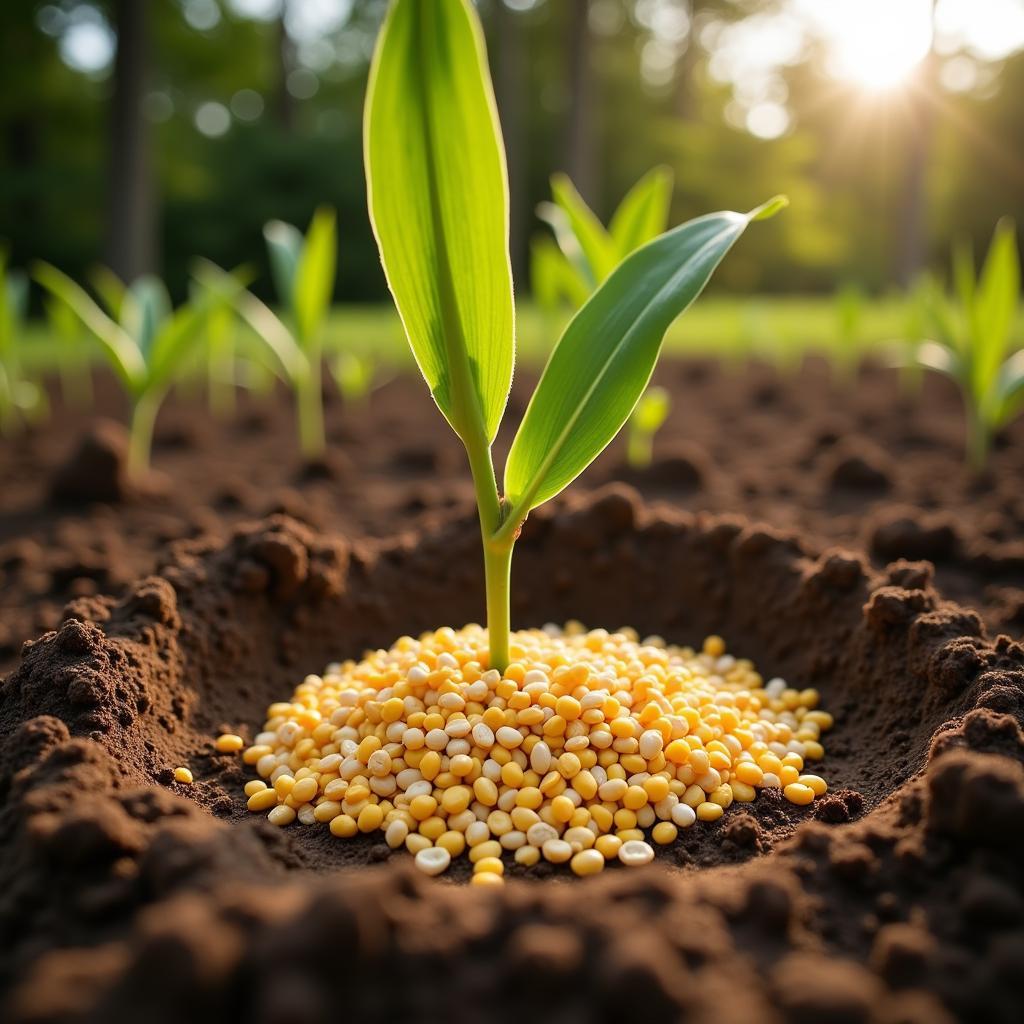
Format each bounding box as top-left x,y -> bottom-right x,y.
224,208 -> 336,460
34,263 -> 231,477
365,0 -> 785,670
914,218 -> 1023,469
626,386 -> 671,469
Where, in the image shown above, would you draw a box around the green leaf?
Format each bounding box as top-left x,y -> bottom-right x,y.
550,173 -> 617,283
294,205 -> 336,349
971,217 -> 1019,399
236,290 -> 308,384
631,385 -> 671,434
995,349 -> 1024,425
91,265 -> 127,320
530,234 -> 590,311
365,0 -> 514,445
536,201 -> 594,294
33,261 -> 146,392
609,166 -> 674,258
147,284 -> 225,390
504,204 -> 779,515
264,220 -> 304,311
123,276 -> 171,358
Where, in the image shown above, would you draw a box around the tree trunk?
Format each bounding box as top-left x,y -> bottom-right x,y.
106,0 -> 155,280
565,0 -> 596,205
274,0 -> 295,134
493,0 -> 527,284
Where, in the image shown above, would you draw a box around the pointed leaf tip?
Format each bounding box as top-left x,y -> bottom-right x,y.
749,195 -> 789,222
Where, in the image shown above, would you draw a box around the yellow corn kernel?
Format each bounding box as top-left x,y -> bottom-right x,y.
652,821 -> 678,845
215,734 -> 244,753
247,788 -> 279,812
696,801 -> 724,822
173,767 -> 193,785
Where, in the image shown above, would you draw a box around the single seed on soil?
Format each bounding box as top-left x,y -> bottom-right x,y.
415,846 -> 451,877
619,840 -> 655,867
215,734 -> 244,753
173,766 -> 193,784
235,625 -> 834,877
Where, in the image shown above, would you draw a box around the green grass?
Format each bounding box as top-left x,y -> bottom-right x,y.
326,295 -> 912,369
15,294 -> 917,376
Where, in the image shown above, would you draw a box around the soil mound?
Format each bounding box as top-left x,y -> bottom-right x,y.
1,487 -> 1022,1022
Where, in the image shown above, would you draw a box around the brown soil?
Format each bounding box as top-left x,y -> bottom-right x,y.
1,359 -> 1023,1022
2,359 -> 1022,683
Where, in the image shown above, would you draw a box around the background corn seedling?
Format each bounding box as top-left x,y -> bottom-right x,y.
911,218 -> 1023,469
206,208 -> 336,460
33,262 -> 239,476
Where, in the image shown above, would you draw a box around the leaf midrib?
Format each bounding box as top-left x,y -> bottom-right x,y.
413,1 -> 489,448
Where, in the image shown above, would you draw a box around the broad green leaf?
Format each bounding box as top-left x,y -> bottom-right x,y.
609,166 -> 674,258
123,276 -> 171,358
33,262 -> 145,391
537,201 -> 594,291
971,217 -> 1019,398
365,0 -> 514,445
631,385 -> 671,434
505,201 -> 784,514
294,206 -> 336,349
91,265 -> 127,320
550,174 -> 617,283
264,220 -> 304,311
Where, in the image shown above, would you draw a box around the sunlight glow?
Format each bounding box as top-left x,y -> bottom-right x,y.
802,0 -> 934,92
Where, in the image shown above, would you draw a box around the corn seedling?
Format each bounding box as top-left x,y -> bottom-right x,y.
533,165 -> 674,309
626,386 -> 671,469
913,218 -> 1023,469
218,208 -> 336,460
34,263 -> 234,476
331,350 -> 377,412
364,0 -> 785,671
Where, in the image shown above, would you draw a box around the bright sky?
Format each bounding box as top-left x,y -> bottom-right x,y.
705,0 -> 1024,138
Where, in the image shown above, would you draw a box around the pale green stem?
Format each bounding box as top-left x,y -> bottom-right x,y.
128,390 -> 161,478
464,435 -> 512,672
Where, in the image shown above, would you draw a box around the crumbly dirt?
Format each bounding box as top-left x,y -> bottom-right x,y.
1,358 -> 1022,681
1,483 -> 1023,1022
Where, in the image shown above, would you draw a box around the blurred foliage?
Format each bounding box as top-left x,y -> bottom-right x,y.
1,0 -> 1023,302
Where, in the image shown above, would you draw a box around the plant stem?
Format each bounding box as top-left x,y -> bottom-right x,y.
296,359 -> 325,460
465,434 -> 513,671
127,391 -> 160,478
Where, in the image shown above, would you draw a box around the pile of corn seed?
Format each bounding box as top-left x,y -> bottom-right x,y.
233,624 -> 832,882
